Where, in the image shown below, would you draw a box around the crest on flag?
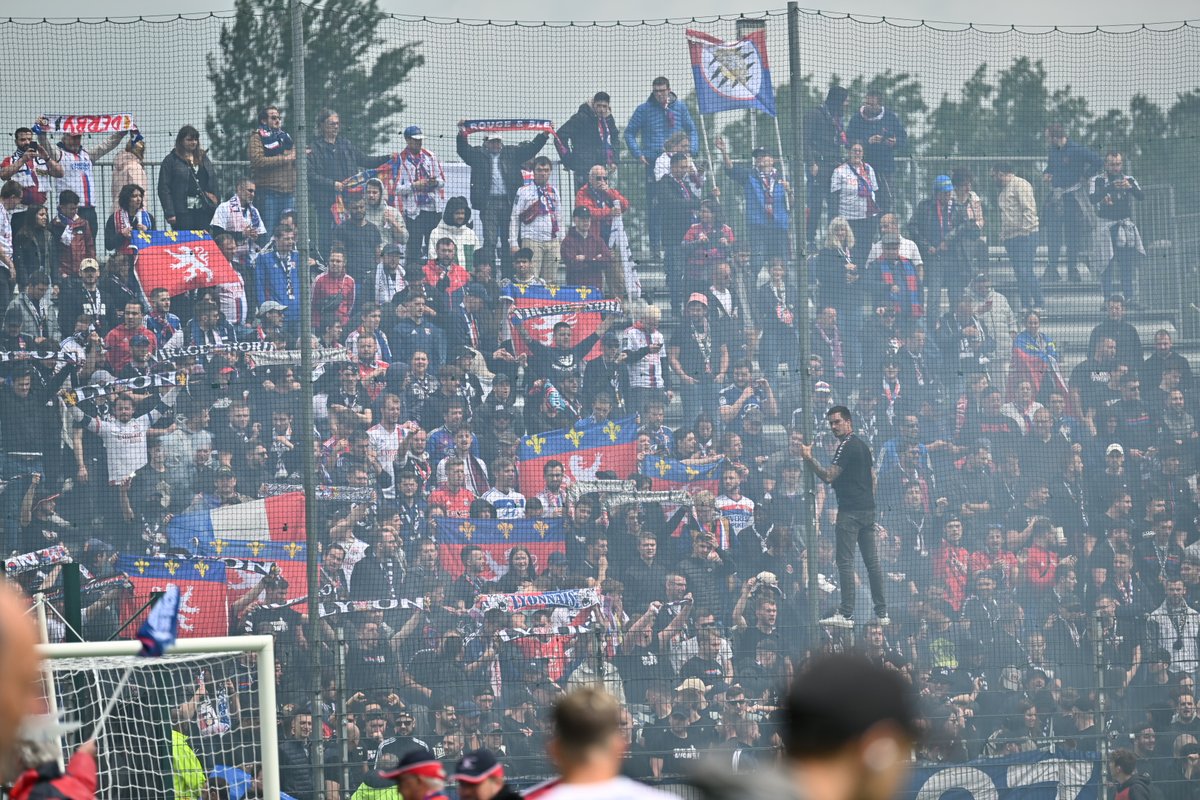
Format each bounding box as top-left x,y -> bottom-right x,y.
687,28 -> 776,116
132,230 -> 241,297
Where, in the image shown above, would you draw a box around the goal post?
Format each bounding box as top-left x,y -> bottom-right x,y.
37,635 -> 279,800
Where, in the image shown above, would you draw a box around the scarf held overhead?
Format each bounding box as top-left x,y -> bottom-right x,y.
40,113 -> 136,135
60,371 -> 186,405
509,299 -> 622,321
460,118 -> 570,159
474,588 -> 600,614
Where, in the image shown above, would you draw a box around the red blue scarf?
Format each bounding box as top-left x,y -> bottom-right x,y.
460,118 -> 571,159
877,257 -> 923,317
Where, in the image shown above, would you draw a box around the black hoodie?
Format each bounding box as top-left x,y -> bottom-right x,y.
1115,772 -> 1156,800
803,86 -> 849,167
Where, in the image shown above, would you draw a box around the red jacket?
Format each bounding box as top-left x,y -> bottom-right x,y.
10,747 -> 97,800
1023,545 -> 1059,590
312,272 -> 356,331
574,184 -> 630,240
933,542 -> 970,610
103,324 -> 158,374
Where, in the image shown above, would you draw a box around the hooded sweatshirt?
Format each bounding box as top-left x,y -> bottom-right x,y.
428,196 -> 480,270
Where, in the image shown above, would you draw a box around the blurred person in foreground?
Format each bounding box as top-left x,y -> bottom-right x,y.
381,747 -> 449,800
0,579 -> 98,798
687,654 -> 916,800
780,654 -> 919,800
537,687 -> 675,800
453,749 -> 520,800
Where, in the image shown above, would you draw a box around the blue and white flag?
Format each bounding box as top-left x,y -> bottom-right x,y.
904,751 -> 1100,800
687,28 -> 777,116
136,583 -> 180,657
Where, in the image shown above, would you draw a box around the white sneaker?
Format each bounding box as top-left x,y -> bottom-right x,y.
876,614 -> 891,627
819,612 -> 855,629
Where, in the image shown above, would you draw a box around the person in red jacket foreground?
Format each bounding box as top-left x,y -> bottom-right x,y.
0,580 -> 97,799
9,740 -> 97,800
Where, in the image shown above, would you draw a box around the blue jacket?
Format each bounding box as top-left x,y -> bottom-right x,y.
846,106 -> 908,176
254,249 -> 300,321
624,92 -> 699,161
728,164 -> 789,229
391,317 -> 446,368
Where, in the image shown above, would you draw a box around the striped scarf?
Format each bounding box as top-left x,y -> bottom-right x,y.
877,257 -> 923,317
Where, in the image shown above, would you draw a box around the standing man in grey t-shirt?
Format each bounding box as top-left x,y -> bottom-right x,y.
799,405 -> 889,628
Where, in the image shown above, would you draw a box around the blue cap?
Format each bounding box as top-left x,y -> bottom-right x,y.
403,125 -> 423,139
934,174 -> 954,192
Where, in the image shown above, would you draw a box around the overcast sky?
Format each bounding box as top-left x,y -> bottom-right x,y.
37,0 -> 1200,27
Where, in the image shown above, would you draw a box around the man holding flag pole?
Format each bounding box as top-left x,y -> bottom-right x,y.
686,26 -> 785,267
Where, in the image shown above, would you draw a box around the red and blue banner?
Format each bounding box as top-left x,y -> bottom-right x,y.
687,28 -> 776,117
642,454 -> 724,495
434,517 -> 565,580
519,415 -> 638,496
131,229 -> 242,297
503,284 -> 608,361
118,555 -> 229,639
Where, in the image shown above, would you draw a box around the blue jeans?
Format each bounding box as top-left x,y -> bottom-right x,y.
1005,233 -> 1043,310
257,188 -> 294,236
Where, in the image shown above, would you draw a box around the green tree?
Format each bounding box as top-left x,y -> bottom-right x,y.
924,65 -> 995,156
206,0 -> 423,162
923,58 -> 1092,159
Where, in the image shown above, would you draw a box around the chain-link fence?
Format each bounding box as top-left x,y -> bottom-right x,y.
1,4 -> 1199,798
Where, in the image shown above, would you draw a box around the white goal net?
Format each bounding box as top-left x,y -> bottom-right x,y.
37,636 -> 279,800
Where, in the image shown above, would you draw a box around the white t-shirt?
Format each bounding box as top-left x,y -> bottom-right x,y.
367,422 -> 407,498
867,236 -> 924,266
538,777 -> 677,800
715,493 -> 756,533
0,205 -> 13,259
87,410 -> 162,483
481,487 -> 526,519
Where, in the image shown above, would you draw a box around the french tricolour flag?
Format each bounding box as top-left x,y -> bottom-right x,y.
167,493 -> 306,550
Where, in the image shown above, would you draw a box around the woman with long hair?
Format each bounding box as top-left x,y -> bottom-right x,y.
104,183 -> 155,252
13,204 -> 54,285
157,125 -> 218,230
494,546 -> 538,593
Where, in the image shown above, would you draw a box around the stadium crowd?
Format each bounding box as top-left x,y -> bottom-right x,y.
0,76 -> 1196,800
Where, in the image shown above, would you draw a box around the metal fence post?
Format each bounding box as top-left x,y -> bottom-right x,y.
288,1 -> 324,797
787,1 -> 819,633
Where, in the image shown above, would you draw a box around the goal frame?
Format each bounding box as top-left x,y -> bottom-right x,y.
37,635 -> 280,800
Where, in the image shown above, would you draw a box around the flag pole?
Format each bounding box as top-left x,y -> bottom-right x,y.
696,111 -> 719,195
773,116 -> 791,212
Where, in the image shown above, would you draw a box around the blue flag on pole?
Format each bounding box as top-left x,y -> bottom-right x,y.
686,28 -> 777,116
136,583 -> 180,657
